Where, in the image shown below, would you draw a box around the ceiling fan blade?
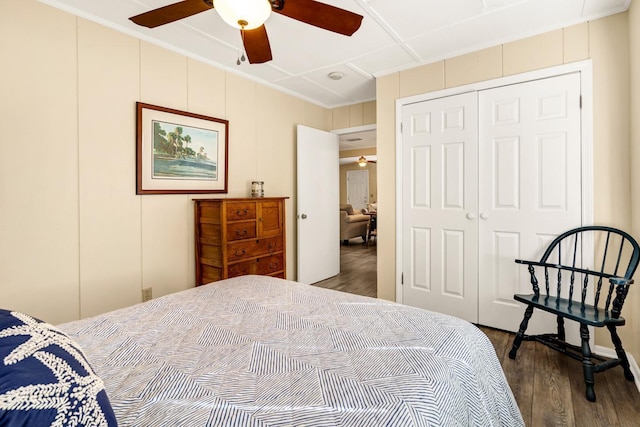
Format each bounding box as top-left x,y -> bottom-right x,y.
242,26 -> 273,64
129,0 -> 213,28
274,0 -> 363,36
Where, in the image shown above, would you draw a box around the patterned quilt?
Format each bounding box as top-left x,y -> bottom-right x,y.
59,275 -> 524,426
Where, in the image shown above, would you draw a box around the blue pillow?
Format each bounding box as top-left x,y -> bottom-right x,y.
0,309 -> 117,426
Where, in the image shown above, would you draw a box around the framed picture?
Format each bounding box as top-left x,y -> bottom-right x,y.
136,102 -> 229,194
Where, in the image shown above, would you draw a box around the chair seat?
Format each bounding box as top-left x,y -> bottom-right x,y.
514,294 -> 625,327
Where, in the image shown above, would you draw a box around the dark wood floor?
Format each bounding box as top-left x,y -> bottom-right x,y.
314,237 -> 377,298
313,241 -> 640,426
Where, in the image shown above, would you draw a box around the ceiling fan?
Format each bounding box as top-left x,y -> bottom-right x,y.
357,156 -> 376,167
129,0 -> 363,64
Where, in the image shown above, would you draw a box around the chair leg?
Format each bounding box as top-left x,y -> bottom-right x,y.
607,324 -> 634,381
557,316 -> 566,350
509,305 -> 534,359
580,323 -> 596,402
557,316 -> 565,342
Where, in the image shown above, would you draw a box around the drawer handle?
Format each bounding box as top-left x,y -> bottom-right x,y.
269,261 -> 279,269
234,249 -> 246,257
236,228 -> 248,236
268,243 -> 276,254
236,209 -> 248,216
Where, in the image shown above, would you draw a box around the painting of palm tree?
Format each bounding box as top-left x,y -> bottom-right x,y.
137,102 -> 228,194
152,121 -> 218,180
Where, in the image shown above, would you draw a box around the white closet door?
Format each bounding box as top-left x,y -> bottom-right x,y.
401,92 -> 479,323
477,73 -> 582,332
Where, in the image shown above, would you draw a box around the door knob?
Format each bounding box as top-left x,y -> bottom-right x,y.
480,212 -> 489,220
466,213 -> 475,220
301,214 -> 308,219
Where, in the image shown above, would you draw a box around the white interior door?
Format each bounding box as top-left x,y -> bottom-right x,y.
401,92 -> 479,323
347,169 -> 369,211
297,125 -> 339,284
477,73 -> 583,332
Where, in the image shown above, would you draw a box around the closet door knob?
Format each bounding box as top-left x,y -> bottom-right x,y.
480,212 -> 489,220
466,213 -> 475,220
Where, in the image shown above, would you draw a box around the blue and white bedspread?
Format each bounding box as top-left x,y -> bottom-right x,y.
59,275 -> 523,426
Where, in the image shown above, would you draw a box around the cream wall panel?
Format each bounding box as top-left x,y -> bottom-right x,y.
376,73 -> 400,301
305,103 -> 332,131
503,30 -> 563,76
226,73 -> 258,197
445,46 -> 503,88
590,14 -> 630,230
140,42 -> 189,110
256,86 -> 298,196
77,19 -> 142,318
629,1 -> 640,359
349,103 -> 364,127
363,101 -> 377,125
332,106 -> 350,129
141,195 -> 191,298
187,59 -> 227,120
140,41 -> 191,299
400,62 -> 445,98
590,14 -> 632,349
564,23 -> 589,63
0,0 -> 79,324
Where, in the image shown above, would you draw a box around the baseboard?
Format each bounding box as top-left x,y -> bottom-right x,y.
594,345 -> 640,393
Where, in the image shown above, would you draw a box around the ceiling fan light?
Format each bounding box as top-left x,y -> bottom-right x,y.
214,0 -> 272,30
358,156 -> 367,167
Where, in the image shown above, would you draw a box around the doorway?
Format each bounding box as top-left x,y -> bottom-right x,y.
313,125 -> 378,297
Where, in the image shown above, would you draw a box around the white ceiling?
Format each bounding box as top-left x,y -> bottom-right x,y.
338,127 -> 376,156
41,0 -> 630,108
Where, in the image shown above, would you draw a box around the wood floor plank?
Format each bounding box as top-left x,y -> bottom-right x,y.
502,339 -> 536,426
536,341 -> 569,376
478,326 -> 510,360
531,370 -> 575,427
314,238 -> 377,298
602,365 -> 640,427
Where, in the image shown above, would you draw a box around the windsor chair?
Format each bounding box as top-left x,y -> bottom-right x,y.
508,226 -> 640,402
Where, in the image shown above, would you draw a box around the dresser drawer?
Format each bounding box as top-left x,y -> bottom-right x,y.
227,237 -> 284,262
226,202 -> 257,221
227,260 -> 252,278
227,253 -> 284,278
256,254 -> 284,275
227,222 -> 257,241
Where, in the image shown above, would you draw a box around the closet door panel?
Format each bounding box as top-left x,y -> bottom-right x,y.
401,92 -> 478,323
478,73 -> 582,333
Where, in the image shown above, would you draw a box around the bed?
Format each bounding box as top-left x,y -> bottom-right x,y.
1,275 -> 523,426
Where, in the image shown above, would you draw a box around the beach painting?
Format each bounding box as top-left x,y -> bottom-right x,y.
136,102 -> 229,195
152,121 -> 218,180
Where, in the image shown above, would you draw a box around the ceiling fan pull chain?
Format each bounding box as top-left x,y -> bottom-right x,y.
237,27 -> 247,65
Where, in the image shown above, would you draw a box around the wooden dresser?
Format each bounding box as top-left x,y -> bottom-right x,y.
194,197 -> 287,286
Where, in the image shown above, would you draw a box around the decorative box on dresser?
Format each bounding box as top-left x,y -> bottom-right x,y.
194,197 -> 287,286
